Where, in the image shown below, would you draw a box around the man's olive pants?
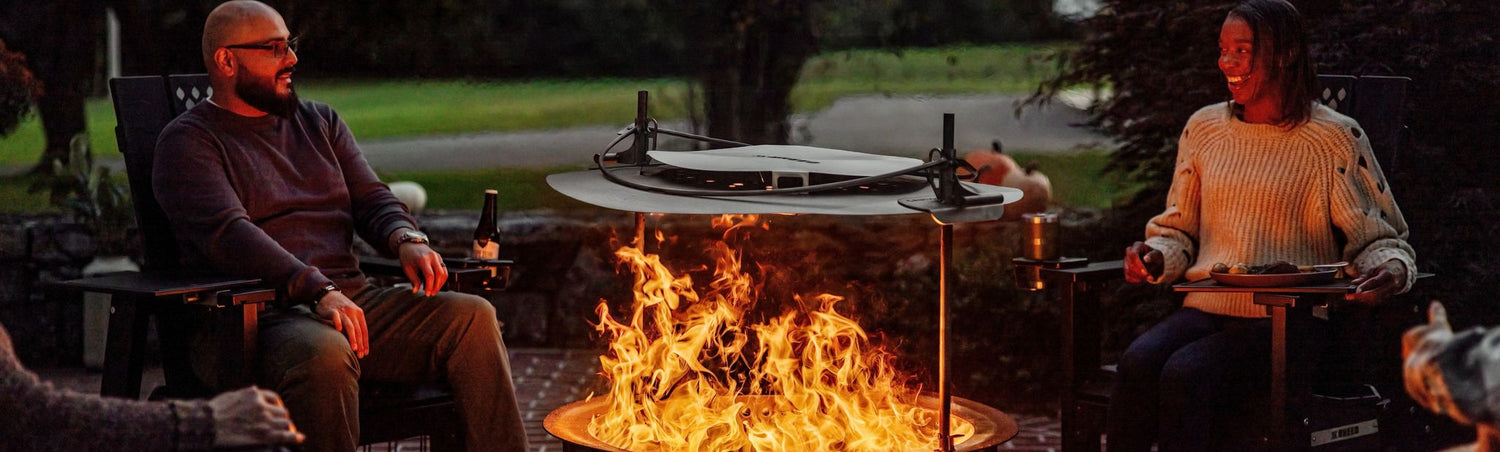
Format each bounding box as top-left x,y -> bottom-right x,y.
213,285 -> 528,452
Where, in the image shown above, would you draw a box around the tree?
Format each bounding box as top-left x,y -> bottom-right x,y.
0,0 -> 106,171
888,0 -> 1066,46
668,0 -> 820,146
0,38 -> 40,137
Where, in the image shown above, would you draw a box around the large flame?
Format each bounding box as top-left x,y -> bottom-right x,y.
589,215 -> 972,451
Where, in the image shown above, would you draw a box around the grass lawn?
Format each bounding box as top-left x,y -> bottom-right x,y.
1,43 -> 1124,214
376,166 -> 594,213
1009,151 -> 1125,209
793,44 -> 1061,112
0,44 -> 1067,166
0,79 -> 697,168
0,176 -> 54,213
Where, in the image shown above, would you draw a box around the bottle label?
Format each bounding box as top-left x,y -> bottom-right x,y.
472,241 -> 500,260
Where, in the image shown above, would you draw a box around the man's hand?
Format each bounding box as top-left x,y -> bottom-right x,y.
399,241 -> 447,297
1123,241 -> 1164,284
316,291 -> 368,359
209,386 -> 304,448
1346,259 -> 1407,304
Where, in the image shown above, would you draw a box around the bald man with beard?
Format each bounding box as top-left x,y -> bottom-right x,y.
151,2 -> 527,451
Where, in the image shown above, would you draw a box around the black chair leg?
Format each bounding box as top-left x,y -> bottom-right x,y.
1042,262 -> 1117,452
211,303 -> 258,389
102,295 -> 150,398
1059,277 -> 1104,452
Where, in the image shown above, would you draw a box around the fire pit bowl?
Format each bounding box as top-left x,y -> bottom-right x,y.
544,394 -> 1018,452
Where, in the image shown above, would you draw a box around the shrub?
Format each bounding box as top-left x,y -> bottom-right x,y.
0,37 -> 41,137
28,135 -> 134,256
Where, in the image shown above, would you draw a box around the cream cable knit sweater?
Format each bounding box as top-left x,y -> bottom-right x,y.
1144,102 -> 1417,318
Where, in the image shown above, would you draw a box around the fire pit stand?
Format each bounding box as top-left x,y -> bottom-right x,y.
546,91 -> 1019,452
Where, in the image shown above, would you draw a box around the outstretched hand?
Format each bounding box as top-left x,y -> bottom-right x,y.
1123,241 -> 1163,284
209,386 -> 304,448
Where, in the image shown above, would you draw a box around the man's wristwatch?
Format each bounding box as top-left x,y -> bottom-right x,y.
311,282 -> 339,309
397,229 -> 430,245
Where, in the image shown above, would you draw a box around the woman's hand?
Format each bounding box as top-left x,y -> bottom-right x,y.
1123,241 -> 1164,283
209,386 -> 304,448
1346,259 -> 1407,304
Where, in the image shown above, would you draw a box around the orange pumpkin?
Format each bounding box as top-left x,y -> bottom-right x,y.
961,141 -> 1052,219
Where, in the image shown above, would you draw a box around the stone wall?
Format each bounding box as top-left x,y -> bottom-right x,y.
0,214 -> 102,366
401,209 -> 631,347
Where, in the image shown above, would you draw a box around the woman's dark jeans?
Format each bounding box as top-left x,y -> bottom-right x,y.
1105,307 -> 1326,452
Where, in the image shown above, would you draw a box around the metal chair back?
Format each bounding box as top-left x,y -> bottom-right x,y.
1316,74 -> 1409,174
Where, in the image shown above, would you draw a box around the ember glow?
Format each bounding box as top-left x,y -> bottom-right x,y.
589,215 -> 972,451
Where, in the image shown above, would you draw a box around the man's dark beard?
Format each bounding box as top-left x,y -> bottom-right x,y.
236,67 -> 299,117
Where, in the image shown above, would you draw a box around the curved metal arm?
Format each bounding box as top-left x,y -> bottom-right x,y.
591,154 -> 948,198
647,125 -> 751,148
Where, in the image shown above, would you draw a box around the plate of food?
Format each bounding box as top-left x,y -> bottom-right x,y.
1208,261 -> 1343,287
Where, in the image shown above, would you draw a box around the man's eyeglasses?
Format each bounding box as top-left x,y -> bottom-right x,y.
224,37 -> 299,59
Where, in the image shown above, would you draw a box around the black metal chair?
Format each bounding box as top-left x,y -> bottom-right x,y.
1033,74 -> 1448,451
54,74 -> 508,451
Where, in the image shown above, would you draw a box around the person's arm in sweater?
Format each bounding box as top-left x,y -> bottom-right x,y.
0,323 -> 300,450
315,105 -> 418,257
315,106 -> 446,295
1126,122 -> 1203,284
1326,123 -> 1416,303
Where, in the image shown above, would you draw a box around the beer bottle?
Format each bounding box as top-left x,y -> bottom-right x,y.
472,189 -> 501,259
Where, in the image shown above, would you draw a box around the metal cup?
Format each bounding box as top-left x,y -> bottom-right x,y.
1022,212 -> 1060,261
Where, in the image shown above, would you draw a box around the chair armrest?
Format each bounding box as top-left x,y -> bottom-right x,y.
217,288 -> 277,307
49,271 -> 270,399
359,256 -> 513,293
1040,259 -> 1125,284
49,271 -> 263,304
446,257 -> 513,293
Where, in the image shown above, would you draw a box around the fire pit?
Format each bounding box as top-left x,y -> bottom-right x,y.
545,92 -> 1020,452
545,394 -> 1018,452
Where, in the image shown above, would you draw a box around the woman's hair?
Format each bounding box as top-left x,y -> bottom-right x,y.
1229,0 -> 1320,127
